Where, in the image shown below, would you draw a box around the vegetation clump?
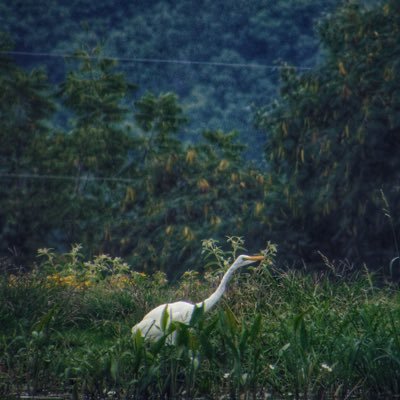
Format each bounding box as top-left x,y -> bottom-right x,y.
1,240 -> 400,399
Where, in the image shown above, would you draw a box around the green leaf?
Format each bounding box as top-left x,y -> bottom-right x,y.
160,305 -> 170,333
110,357 -> 119,382
190,303 -> 205,326
248,314 -> 262,341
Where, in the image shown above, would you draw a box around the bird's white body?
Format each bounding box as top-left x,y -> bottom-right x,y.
132,301 -> 196,341
132,254 -> 264,342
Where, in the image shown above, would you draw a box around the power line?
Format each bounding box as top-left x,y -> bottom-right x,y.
0,172 -> 136,184
0,50 -> 313,71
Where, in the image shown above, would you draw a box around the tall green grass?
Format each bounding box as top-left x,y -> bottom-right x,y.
1,241 -> 400,399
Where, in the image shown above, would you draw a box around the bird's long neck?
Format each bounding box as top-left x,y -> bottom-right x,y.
197,261 -> 241,312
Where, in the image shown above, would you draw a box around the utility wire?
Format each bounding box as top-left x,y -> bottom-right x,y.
0,172 -> 136,183
0,50 -> 313,71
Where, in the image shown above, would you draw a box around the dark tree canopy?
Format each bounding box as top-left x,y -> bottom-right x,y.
1,0 -> 399,275
1,0 -> 339,153
258,0 -> 400,267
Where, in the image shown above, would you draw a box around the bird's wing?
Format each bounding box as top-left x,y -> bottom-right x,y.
142,301 -> 194,324
132,317 -> 161,339
170,305 -> 195,324
168,302 -> 195,324
142,304 -> 169,321
132,301 -> 196,341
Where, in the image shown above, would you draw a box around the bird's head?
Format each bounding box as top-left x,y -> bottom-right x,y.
235,254 -> 265,267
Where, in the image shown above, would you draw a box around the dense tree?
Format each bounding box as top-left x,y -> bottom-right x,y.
1,0 -> 339,153
54,49 -> 137,251
0,44 -> 267,274
3,0 -> 399,275
258,0 -> 400,267
107,92 -> 267,275
0,36 -> 57,261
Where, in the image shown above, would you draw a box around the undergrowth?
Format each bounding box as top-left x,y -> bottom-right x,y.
1,239 -> 400,399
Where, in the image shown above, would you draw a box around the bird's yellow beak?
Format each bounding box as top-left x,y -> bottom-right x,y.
243,255 -> 265,262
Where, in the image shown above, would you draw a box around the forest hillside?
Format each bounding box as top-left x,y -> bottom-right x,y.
1,0 -> 339,149
1,0 -> 399,276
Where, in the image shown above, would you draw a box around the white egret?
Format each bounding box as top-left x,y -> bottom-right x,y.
132,254 -> 264,341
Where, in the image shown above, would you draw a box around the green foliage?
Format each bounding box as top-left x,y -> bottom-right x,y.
0,37 -> 57,261
135,92 -> 187,138
0,42 -> 268,273
2,0 -> 399,274
2,241 -> 400,398
103,91 -> 267,275
257,0 -> 400,266
0,46 -> 138,264
1,0 -> 338,151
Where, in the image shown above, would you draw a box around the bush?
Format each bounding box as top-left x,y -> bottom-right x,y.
1,240 -> 400,398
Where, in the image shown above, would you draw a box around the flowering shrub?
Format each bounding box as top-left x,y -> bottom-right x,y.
38,245 -> 148,290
